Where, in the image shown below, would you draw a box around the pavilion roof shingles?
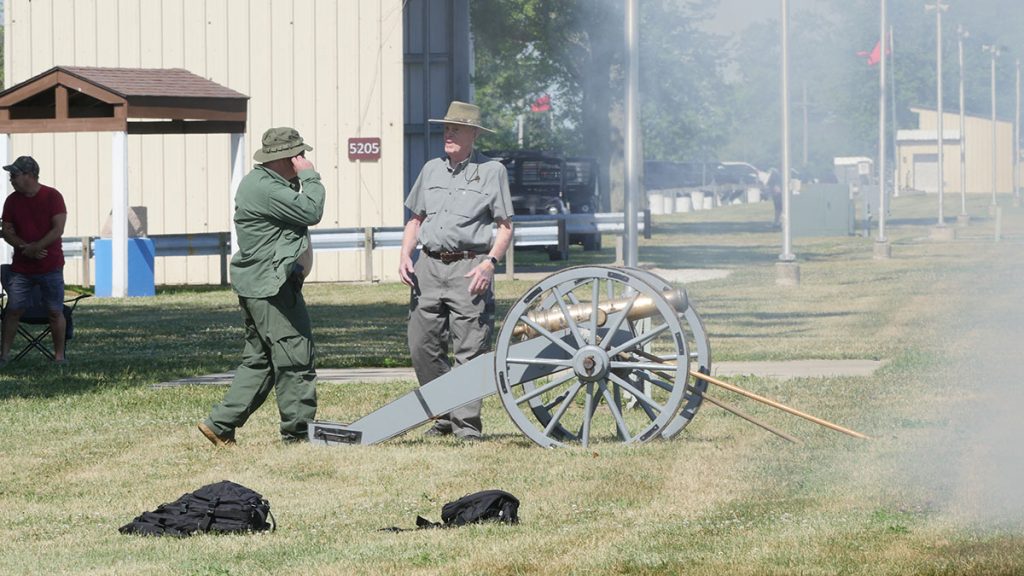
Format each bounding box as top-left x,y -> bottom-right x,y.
59,66 -> 247,100
0,66 -> 248,134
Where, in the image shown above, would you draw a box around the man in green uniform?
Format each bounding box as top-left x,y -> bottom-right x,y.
398,101 -> 514,441
199,127 -> 325,446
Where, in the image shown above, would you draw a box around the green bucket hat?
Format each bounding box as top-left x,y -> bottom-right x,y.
428,101 -> 495,134
253,127 -> 313,163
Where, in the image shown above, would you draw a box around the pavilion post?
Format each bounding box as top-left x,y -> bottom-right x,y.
229,132 -> 245,260
0,134 -> 10,264
111,131 -> 129,297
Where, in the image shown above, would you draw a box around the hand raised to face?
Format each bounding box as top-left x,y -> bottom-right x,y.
291,154 -> 314,172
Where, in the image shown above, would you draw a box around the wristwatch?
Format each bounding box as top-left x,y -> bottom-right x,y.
488,256 -> 498,266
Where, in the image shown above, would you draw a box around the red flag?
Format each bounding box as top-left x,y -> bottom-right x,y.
530,94 -> 551,112
857,30 -> 893,66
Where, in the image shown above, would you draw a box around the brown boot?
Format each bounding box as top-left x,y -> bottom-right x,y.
198,422 -> 236,446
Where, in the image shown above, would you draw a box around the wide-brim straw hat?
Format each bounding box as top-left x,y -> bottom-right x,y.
254,127 -> 314,162
428,101 -> 495,134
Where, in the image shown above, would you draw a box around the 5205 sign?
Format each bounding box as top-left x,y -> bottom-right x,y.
348,137 -> 381,161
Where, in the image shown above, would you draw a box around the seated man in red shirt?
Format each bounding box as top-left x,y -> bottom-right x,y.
1,156 -> 69,365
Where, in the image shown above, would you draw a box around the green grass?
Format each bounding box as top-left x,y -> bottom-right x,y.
1,193 -> 1023,575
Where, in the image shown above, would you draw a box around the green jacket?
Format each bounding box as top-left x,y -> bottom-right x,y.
230,165 -> 325,298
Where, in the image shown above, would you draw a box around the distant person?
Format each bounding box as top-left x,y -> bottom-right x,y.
398,101 -> 513,442
767,168 -> 783,228
199,127 -> 324,446
1,156 -> 68,366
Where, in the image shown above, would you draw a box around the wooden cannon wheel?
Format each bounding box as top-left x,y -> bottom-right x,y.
494,266 -> 704,448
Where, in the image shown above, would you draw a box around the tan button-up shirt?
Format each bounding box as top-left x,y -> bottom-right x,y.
405,150 -> 512,253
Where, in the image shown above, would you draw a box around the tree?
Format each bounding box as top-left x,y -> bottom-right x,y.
471,0 -> 730,209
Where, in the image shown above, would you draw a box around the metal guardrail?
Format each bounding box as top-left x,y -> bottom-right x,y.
62,211 -> 649,286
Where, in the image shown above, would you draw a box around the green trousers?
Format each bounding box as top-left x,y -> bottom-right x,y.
206,278 -> 317,440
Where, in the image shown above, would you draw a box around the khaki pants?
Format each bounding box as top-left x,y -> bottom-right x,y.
206,277 -> 317,440
408,254 -> 495,438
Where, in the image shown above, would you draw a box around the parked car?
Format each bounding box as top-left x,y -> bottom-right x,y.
716,161 -> 766,186
643,160 -> 718,191
716,161 -> 767,203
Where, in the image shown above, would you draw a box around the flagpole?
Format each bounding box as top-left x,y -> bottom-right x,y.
1015,59 -> 1020,207
925,1 -> 949,232
624,0 -> 640,268
781,0 -> 792,262
776,0 -> 799,286
983,44 -> 1001,213
876,0 -> 890,257
890,25 -> 899,198
957,25 -> 970,226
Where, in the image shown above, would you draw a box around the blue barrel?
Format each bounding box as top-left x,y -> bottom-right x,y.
94,238 -> 156,297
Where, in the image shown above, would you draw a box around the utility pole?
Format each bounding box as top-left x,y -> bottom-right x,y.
957,25 -> 970,226
983,43 -> 1001,213
926,1 -> 949,233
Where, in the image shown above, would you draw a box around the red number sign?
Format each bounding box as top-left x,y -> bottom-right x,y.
348,137 -> 381,161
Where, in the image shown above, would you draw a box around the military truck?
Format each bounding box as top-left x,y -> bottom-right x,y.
486,150 -> 604,258
563,156 -> 602,251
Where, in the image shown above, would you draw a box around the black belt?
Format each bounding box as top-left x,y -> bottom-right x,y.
423,249 -> 478,264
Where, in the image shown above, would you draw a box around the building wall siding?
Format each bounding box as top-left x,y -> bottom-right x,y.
3,0 -> 405,286
898,109 -> 1015,196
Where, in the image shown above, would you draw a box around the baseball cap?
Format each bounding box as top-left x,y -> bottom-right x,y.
3,156 -> 40,177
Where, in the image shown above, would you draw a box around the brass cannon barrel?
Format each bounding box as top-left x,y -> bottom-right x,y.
511,288 -> 688,338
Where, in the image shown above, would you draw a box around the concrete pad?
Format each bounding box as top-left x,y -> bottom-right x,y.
775,261 -> 801,286
154,359 -> 884,388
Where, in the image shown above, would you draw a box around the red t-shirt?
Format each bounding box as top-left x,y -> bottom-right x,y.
2,184 -> 67,274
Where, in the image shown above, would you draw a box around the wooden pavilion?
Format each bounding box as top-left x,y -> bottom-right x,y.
0,66 -> 248,296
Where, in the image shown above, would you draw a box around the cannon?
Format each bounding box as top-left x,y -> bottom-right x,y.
309,266 -> 712,448
309,265 -> 867,448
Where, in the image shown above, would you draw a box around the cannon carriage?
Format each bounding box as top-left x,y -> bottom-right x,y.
309,266 -> 712,448
309,265 -> 866,448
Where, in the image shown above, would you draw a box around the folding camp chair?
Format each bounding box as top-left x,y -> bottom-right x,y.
0,264 -> 90,362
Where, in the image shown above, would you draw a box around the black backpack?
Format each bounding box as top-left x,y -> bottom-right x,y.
441,490 -> 520,526
119,480 -> 275,537
381,489 -> 521,532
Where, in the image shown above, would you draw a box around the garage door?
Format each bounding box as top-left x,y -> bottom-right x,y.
913,153 -> 939,193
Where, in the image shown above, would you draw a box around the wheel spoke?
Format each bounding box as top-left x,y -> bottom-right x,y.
580,383 -> 595,448
601,291 -> 640,350
506,357 -> 574,368
643,373 -> 675,392
544,380 -> 584,437
606,322 -> 670,357
609,361 -> 678,372
515,370 -> 576,405
608,372 -> 665,413
601,382 -> 633,441
518,314 -> 580,357
552,284 -> 587,348
629,373 -> 665,421
590,279 -> 600,345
